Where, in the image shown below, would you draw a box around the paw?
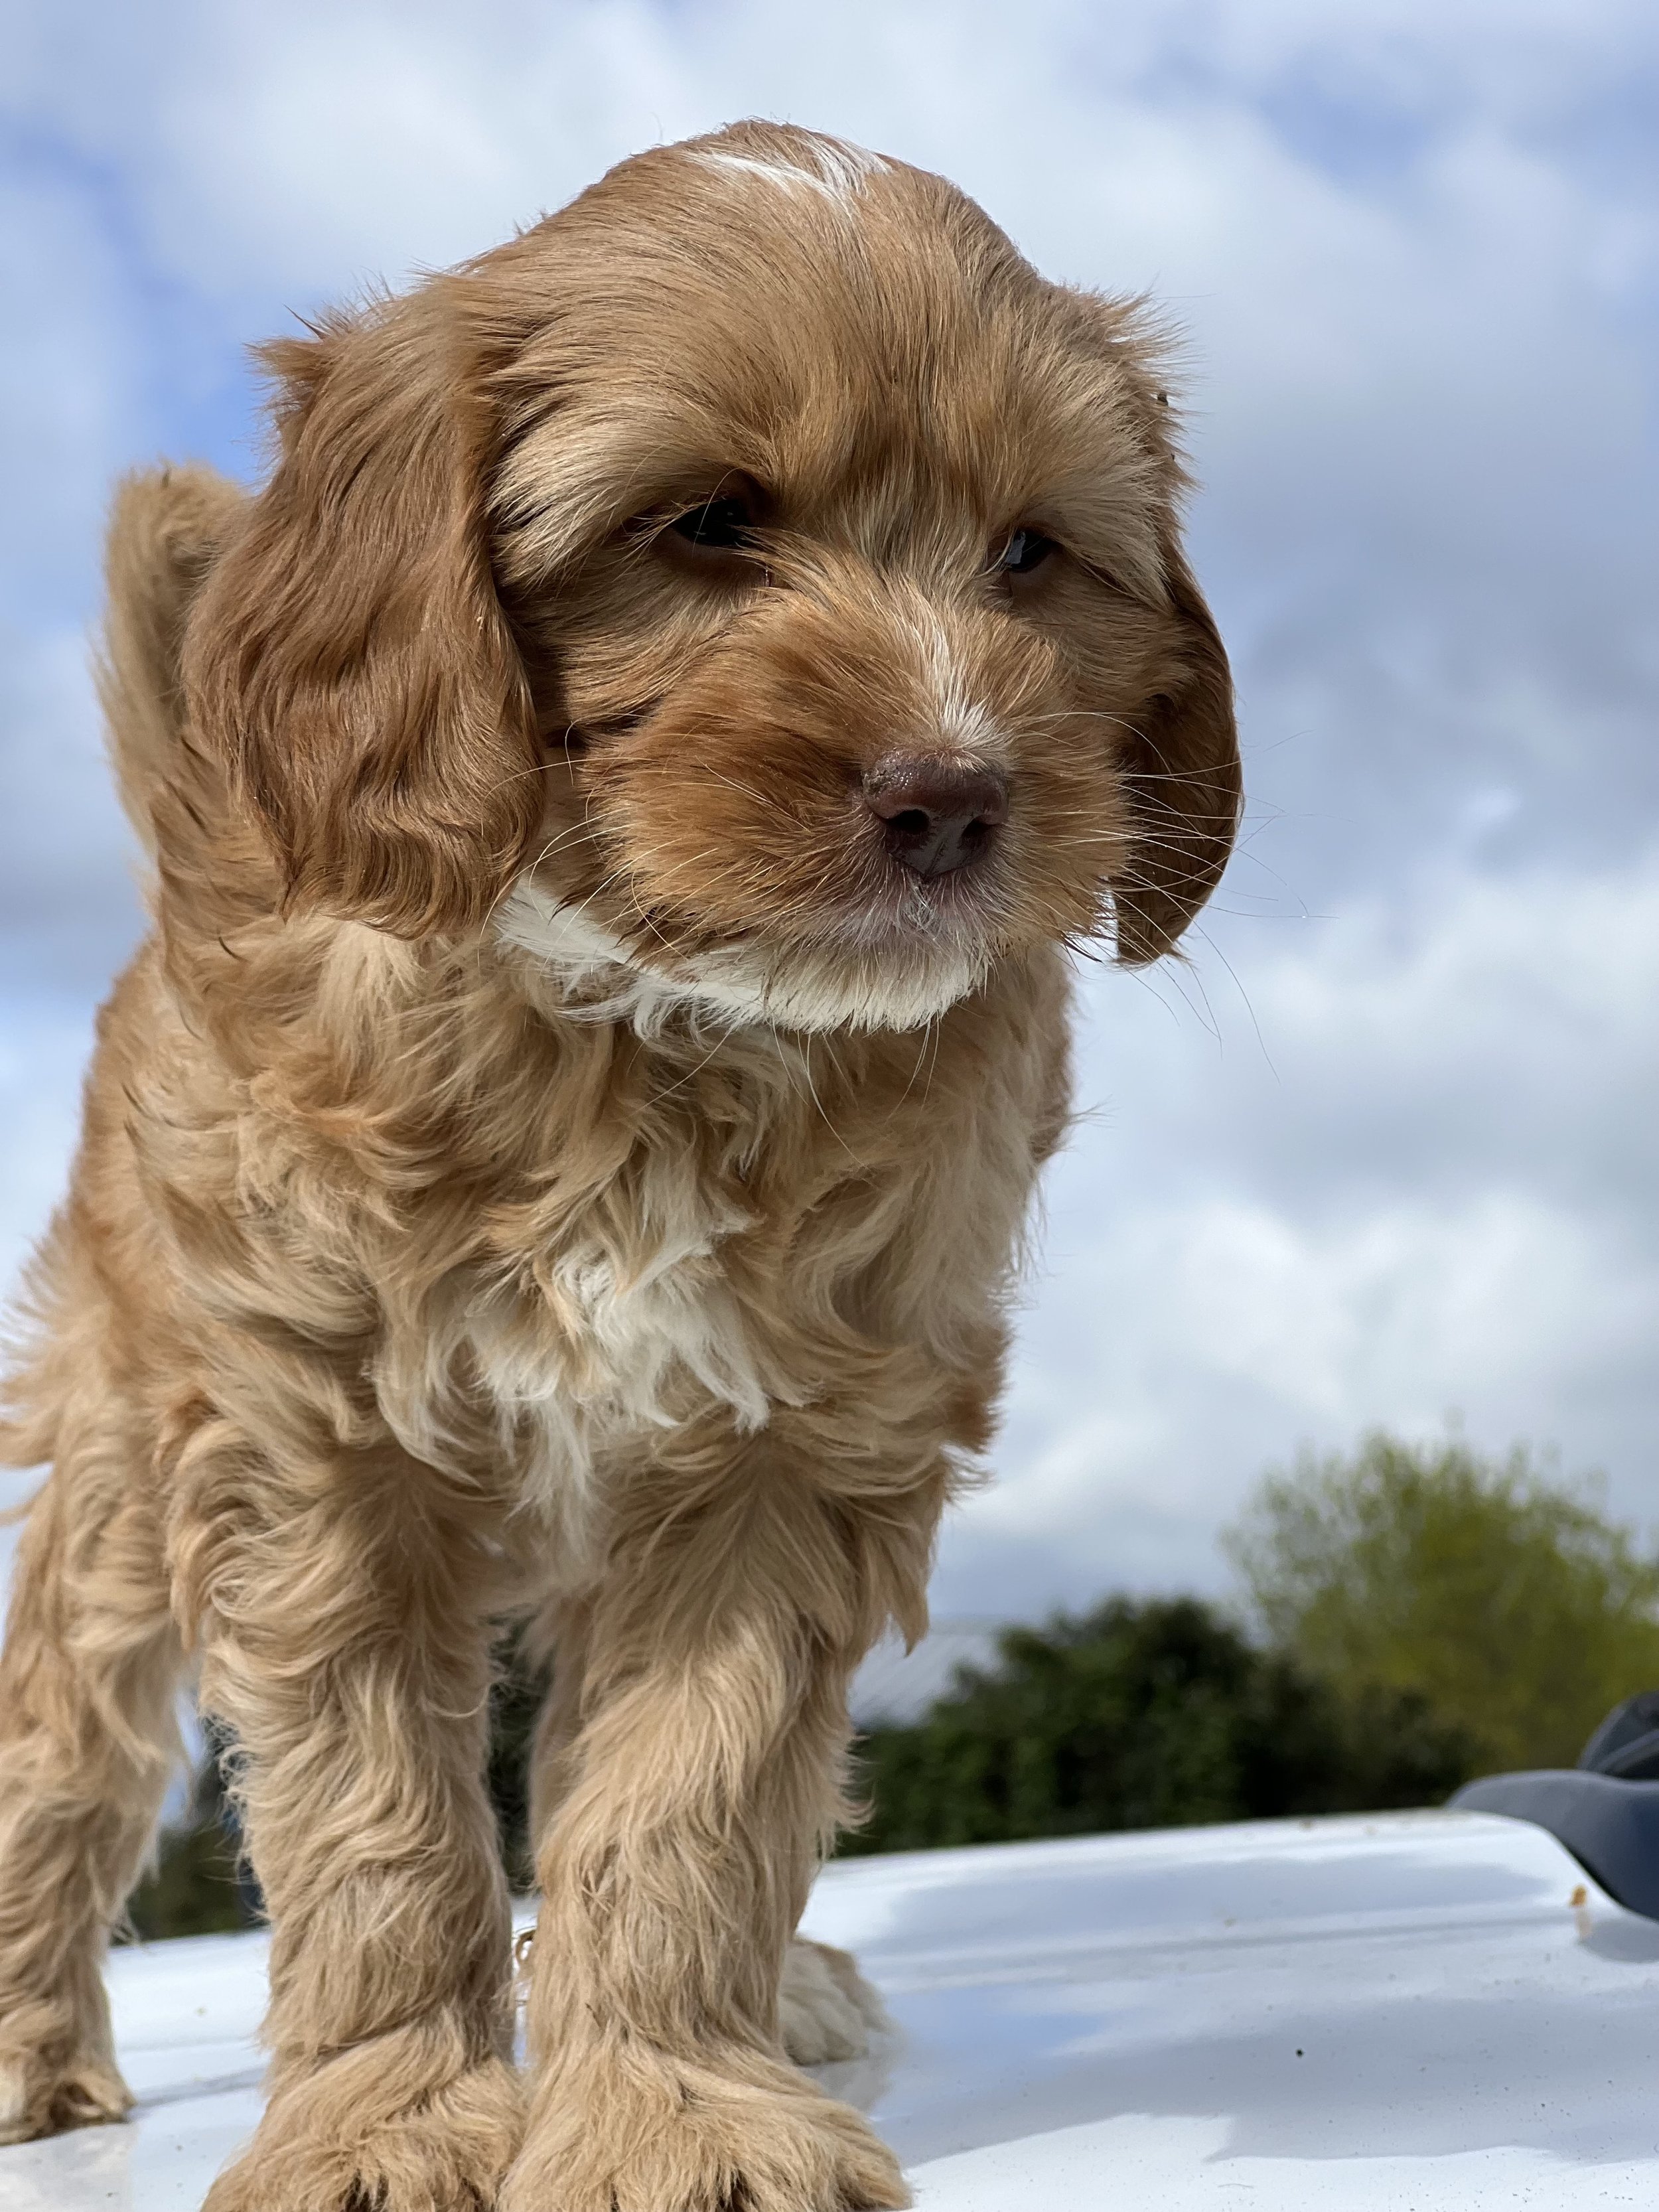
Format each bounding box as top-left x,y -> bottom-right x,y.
0,2042 -> 131,2146
203,2047 -> 522,2212
502,2048 -> 908,2212
780,1937 -> 890,2067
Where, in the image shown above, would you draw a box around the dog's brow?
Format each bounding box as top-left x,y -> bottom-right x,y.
495,419 -> 704,571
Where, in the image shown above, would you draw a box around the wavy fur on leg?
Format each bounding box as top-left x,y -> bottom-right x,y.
511,1428 -> 938,2209
0,1290 -> 182,2145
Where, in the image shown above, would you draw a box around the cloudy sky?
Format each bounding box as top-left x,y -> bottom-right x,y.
3,0 -> 1655,1621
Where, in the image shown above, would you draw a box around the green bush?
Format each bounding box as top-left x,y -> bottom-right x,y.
487,1633 -> 550,1892
842,1593 -> 1475,1854
126,1727 -> 255,1942
1224,1432 -> 1659,1772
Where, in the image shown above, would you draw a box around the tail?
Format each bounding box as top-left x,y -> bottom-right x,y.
2,468 -> 246,1479
98,465 -> 248,857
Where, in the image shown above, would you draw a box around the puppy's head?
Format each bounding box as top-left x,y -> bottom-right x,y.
185,122 -> 1238,1030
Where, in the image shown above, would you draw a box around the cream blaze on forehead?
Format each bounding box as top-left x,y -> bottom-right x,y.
685,133 -> 892,212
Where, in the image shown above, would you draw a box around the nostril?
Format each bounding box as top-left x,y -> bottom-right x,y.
862,757 -> 1009,879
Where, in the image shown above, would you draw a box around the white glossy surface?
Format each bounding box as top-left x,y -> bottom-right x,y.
4,1809 -> 1656,2208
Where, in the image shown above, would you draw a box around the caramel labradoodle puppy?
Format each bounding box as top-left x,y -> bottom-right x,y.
0,121 -> 1238,2212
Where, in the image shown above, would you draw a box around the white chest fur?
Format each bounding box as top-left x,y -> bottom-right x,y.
451,1153 -> 778,1566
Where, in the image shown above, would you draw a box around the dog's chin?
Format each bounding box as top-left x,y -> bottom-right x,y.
495,879 -> 993,1037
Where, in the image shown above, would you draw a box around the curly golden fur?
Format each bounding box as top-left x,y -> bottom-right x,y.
0,123 -> 1237,2211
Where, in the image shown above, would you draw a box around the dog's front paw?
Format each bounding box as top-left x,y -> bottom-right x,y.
502,2047 -> 908,2212
203,2044 -> 522,2211
780,1937 -> 891,2066
0,2035 -> 130,2145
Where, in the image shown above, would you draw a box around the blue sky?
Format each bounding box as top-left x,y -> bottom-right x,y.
3,0 -> 1656,1615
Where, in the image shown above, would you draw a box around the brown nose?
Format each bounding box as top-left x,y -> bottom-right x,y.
863,758 -> 1009,879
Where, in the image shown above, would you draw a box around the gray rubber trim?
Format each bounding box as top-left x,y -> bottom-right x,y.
1451,1769 -> 1659,1922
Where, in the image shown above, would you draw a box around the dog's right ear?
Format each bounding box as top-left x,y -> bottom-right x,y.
182,290 -> 542,937
1110,543 -> 1241,966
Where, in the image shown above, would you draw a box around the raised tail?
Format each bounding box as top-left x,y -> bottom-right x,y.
98,463 -> 247,858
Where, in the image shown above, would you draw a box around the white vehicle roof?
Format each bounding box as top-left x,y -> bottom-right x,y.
4,1806 -> 1655,2209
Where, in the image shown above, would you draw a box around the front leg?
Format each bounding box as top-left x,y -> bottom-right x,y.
504,1426 -> 942,2212
179,1432 -> 523,2212
524,1597 -> 889,2072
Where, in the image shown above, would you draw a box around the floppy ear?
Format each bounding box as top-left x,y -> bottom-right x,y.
1111,546 -> 1241,964
181,289 -> 541,936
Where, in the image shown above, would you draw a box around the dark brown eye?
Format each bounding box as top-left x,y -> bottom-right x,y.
997,528 -> 1058,575
670,496 -> 755,550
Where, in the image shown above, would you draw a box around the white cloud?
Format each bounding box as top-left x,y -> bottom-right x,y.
0,998 -> 97,1302
0,627 -> 146,973
0,170 -> 151,602
0,998 -> 102,1603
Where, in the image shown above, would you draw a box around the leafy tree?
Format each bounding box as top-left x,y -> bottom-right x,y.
842,1594 -> 1474,1854
1224,1432 -> 1659,1773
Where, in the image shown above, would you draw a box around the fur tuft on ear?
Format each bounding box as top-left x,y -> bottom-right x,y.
1111,550 -> 1241,965
180,289 -> 541,938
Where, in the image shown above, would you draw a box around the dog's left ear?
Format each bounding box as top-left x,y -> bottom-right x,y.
1110,541 -> 1241,965
182,287 -> 541,936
